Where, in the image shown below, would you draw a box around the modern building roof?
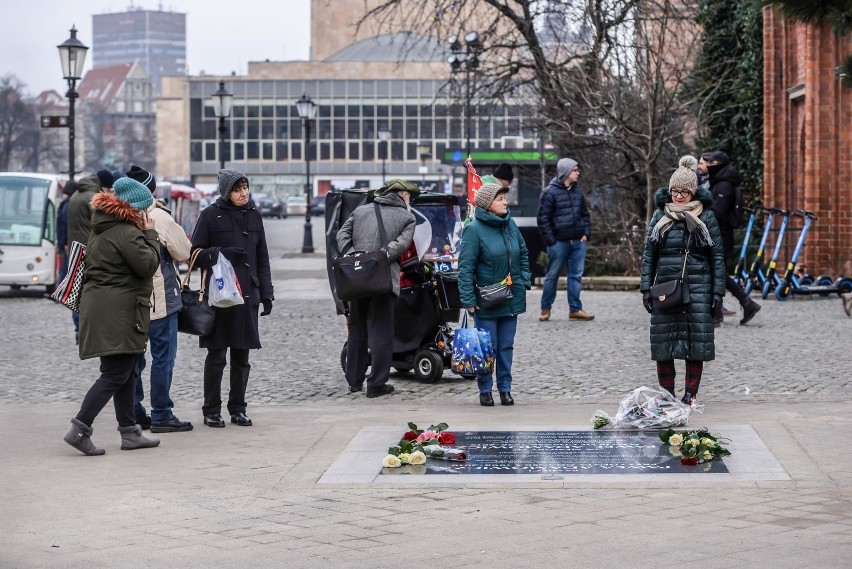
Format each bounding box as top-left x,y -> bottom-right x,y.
325,32 -> 445,63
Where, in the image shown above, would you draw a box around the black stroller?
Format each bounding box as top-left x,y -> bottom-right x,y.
325,189 -> 467,383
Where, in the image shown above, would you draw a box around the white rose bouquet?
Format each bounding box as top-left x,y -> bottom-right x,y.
659,428 -> 731,465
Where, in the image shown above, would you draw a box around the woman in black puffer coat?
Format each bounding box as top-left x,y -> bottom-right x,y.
191,169 -> 274,428
640,156 -> 726,404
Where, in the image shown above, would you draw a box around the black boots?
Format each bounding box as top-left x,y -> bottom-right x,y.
499,392 -> 514,406
681,392 -> 696,406
63,418 -> 105,456
479,393 -> 494,406
740,300 -> 761,325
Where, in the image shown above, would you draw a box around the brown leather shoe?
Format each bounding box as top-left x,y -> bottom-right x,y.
539,309 -> 550,321
569,309 -> 595,321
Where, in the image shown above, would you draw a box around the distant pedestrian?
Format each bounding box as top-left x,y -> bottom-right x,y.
336,179 -> 417,398
458,182 -> 531,406
63,176 -> 162,455
55,181 -> 76,285
699,151 -> 761,326
640,156 -> 726,404
190,169 -> 274,428
66,170 -> 114,343
536,157 -> 593,322
126,165 -> 194,434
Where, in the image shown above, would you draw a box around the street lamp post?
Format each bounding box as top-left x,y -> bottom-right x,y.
295,94 -> 317,254
418,142 -> 431,187
210,81 -> 233,170
57,26 -> 88,182
378,127 -> 390,185
448,31 -> 482,158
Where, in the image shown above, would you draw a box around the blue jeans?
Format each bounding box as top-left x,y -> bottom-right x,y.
541,240 -> 587,312
133,312 -> 179,423
473,314 -> 518,394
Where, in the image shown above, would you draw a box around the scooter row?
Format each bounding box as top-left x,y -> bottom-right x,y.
733,206 -> 852,301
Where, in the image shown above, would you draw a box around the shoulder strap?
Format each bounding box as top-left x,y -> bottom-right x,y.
373,202 -> 389,250
182,248 -> 208,295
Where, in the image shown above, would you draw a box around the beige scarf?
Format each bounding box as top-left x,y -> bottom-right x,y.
650,200 -> 714,247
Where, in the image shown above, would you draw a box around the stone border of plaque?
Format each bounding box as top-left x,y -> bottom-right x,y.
318,425 -> 788,485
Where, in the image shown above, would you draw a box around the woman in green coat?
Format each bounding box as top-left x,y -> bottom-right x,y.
640,156 -> 726,404
63,177 -> 162,456
458,183 -> 532,407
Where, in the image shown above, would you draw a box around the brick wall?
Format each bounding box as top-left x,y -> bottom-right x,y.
763,7 -> 852,277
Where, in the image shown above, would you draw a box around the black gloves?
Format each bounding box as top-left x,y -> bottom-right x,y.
260,298 -> 273,316
642,291 -> 653,314
712,294 -> 723,312
220,247 -> 246,262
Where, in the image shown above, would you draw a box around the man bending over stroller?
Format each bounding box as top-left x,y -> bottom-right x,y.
337,179 -> 417,398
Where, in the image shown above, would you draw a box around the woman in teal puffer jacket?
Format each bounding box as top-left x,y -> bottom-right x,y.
458,183 -> 532,407
640,156 -> 726,405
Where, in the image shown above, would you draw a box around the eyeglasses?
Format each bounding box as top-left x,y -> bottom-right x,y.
670,189 -> 692,198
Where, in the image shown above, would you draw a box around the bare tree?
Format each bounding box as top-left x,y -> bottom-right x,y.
0,76 -> 40,172
360,0 -> 702,274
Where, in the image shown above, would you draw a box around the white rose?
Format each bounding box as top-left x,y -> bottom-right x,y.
382,454 -> 402,468
700,437 -> 715,446
687,438 -> 700,447
409,451 -> 427,465
702,450 -> 713,461
668,434 -> 684,446
398,453 -> 412,464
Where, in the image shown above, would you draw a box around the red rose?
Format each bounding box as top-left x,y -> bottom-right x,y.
680,456 -> 698,465
402,431 -> 418,441
438,432 -> 456,445
456,452 -> 467,460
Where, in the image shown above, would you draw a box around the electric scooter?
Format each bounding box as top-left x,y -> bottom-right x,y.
734,206 -> 760,289
774,210 -> 852,300
744,207 -> 778,296
761,208 -> 791,299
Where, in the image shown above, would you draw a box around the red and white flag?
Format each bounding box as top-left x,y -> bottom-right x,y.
464,156 -> 481,218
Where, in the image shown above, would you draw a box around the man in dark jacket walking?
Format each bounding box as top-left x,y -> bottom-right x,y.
336,179 -> 416,398
699,151 -> 760,326
536,157 -> 593,322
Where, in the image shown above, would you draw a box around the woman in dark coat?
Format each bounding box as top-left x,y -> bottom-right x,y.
191,169 -> 273,428
640,156 -> 726,404
63,177 -> 162,455
458,183 -> 532,407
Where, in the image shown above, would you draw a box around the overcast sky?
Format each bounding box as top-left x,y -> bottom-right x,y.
2,0 -> 311,95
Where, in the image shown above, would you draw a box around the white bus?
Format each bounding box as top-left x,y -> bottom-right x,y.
0,173 -> 64,293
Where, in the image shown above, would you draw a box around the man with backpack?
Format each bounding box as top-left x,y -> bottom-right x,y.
699,151 -> 760,326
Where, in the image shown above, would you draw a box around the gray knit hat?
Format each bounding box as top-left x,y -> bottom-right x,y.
556,157 -> 579,181
113,177 -> 154,211
475,182 -> 509,210
669,156 -> 699,194
218,168 -> 249,197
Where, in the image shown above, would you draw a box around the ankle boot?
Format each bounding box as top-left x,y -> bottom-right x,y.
740,299 -> 761,325
63,418 -> 106,456
119,425 -> 160,450
499,392 -> 514,406
681,392 -> 696,406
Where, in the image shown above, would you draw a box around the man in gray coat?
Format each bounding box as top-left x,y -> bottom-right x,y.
336,179 -> 417,398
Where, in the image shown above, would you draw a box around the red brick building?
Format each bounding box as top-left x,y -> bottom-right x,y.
763,7 -> 852,277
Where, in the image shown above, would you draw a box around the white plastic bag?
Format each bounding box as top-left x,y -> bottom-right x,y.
209,253 -> 244,308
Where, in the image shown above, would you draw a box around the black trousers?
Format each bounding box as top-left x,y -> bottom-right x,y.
346,292 -> 394,390
202,348 -> 250,416
76,353 -> 139,429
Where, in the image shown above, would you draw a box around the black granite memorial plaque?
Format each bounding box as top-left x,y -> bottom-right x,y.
380,430 -> 728,475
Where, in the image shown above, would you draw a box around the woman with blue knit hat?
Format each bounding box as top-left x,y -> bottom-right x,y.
63,176 -> 163,455
190,169 -> 274,427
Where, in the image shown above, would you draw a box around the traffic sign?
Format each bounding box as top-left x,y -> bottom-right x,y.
40,116 -> 69,128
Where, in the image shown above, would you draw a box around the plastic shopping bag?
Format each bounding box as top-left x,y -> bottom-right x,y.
208,252 -> 244,308
591,386 -> 699,430
450,313 -> 494,376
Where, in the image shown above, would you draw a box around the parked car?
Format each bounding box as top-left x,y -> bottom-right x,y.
286,195 -> 308,216
311,195 -> 326,217
257,196 -> 286,219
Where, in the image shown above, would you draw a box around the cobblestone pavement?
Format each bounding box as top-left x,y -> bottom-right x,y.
1,253 -> 850,408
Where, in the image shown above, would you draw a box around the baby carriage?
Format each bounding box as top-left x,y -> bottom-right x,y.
325,189 -> 467,383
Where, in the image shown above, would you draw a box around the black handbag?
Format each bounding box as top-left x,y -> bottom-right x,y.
333,203 -> 393,302
475,228 -> 514,309
650,241 -> 690,313
178,249 -> 215,336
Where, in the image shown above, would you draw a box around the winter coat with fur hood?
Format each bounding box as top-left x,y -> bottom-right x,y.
78,192 -> 160,360
640,187 -> 726,362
